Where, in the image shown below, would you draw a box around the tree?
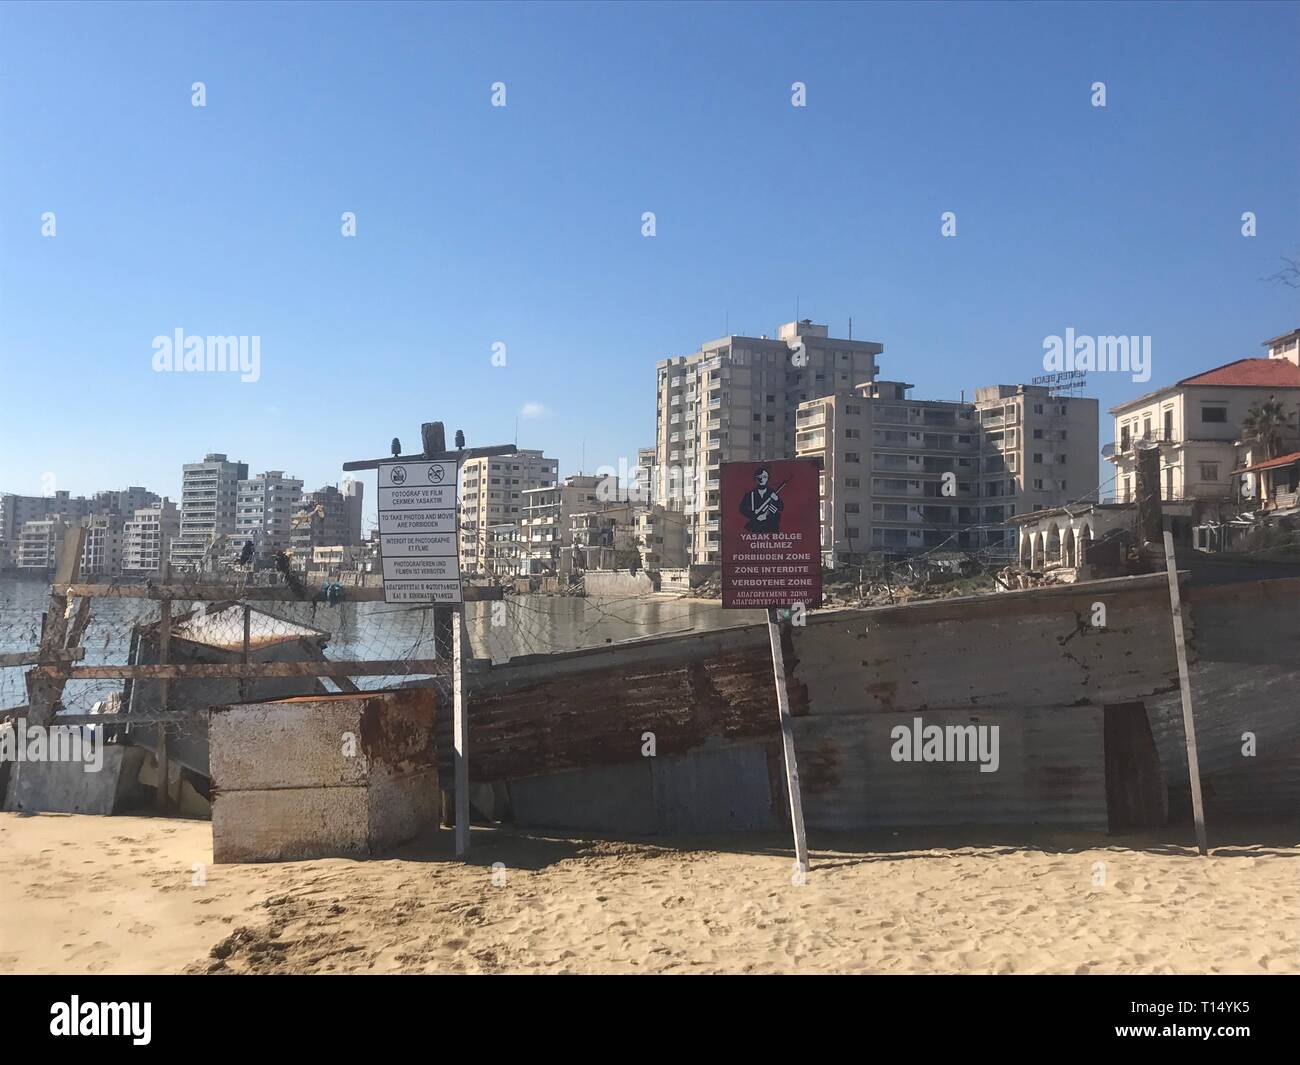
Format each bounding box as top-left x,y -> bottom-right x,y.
1264,251 -> 1300,290
1241,398 -> 1297,460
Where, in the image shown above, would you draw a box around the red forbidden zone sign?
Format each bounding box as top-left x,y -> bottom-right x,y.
721,458 -> 822,609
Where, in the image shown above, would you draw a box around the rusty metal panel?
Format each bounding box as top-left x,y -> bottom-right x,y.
652,741 -> 778,832
460,640 -> 793,783
1148,578 -> 1300,786
793,707 -> 1107,829
508,761 -> 657,834
506,740 -> 778,834
792,575 -> 1181,715
1198,753 -> 1300,817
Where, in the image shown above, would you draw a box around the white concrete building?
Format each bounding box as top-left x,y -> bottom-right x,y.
459,450 -> 558,575
123,500 -> 180,575
81,514 -> 125,576
16,516 -> 66,571
170,454 -> 249,570
232,470 -> 304,563
655,320 -> 883,564
1106,333 -> 1300,508
518,475 -> 606,575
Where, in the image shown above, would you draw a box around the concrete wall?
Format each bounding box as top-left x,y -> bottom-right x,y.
209,688 -> 438,862
3,744 -> 148,815
582,569 -> 658,598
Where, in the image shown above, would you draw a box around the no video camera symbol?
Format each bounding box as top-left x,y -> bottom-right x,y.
390,466 -> 407,485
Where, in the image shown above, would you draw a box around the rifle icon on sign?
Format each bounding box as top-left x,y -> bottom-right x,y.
740,466 -> 788,532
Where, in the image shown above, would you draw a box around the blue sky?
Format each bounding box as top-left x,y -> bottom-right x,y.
1,0 -> 1296,526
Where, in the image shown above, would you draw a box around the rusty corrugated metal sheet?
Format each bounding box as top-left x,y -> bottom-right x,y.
415,572 -> 1291,831
794,707 -> 1107,829
1196,753 -> 1300,817
505,740 -> 779,834
454,635 -> 794,783
1147,577 -> 1300,788
791,574 -> 1181,716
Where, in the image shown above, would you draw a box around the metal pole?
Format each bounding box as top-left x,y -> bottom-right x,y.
453,606 -> 469,856
156,561 -> 172,813
767,608 -> 809,874
239,603 -> 251,702
1162,530 -> 1208,855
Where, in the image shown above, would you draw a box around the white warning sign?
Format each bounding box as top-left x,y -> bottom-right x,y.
377,460 -> 462,605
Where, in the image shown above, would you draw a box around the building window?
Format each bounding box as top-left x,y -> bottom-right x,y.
845,452 -> 860,463
1201,405 -> 1227,423
1200,463 -> 1219,481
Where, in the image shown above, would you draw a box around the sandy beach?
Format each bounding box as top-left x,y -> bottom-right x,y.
1,812 -> 1295,975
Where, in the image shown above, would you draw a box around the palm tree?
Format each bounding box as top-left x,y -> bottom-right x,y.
1240,398 -> 1296,460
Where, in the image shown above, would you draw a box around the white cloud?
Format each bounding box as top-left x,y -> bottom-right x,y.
519,401 -> 551,419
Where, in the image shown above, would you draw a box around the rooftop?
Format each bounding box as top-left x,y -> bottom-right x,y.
1111,357 -> 1300,412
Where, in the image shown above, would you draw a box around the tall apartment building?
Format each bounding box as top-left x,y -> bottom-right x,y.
92,487 -> 159,518
517,475 -> 607,575
796,381 -> 1098,565
81,514 -> 126,576
2,488 -> 156,573
635,503 -> 689,569
170,454 -> 249,570
16,516 -> 66,571
123,500 -> 180,575
341,477 -> 364,545
459,450 -> 558,575
796,382 -> 981,564
232,470 -> 304,562
290,482 -> 365,564
655,320 -> 883,564
1,492 -> 93,566
1105,331 -> 1300,507
973,385 -> 1099,553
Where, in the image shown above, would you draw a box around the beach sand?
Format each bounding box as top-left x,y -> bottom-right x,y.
1,812 -> 1296,975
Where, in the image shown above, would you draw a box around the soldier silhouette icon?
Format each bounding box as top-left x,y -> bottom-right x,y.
739,465 -> 786,532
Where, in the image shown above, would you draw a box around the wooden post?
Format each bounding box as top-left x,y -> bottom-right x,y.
156,562 -> 172,813
453,606 -> 469,856
26,526 -> 88,728
767,609 -> 809,874
1162,530 -> 1207,856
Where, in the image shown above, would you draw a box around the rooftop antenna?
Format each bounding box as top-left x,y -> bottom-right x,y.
848,317 -> 853,341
